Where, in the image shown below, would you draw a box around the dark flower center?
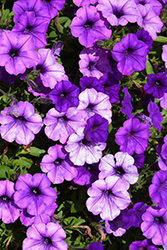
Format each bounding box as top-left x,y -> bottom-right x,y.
84,20 -> 94,29
1,195 -> 9,202
87,61 -> 95,71
54,158 -> 63,165
103,82 -> 109,90
115,166 -> 125,176
86,103 -> 94,112
36,64 -> 46,73
90,125 -> 96,131
154,216 -> 164,224
60,92 -> 67,99
103,189 -> 113,195
31,187 -> 40,195
24,25 -> 32,34
139,0 -> 145,5
138,247 -> 147,250
113,7 -> 124,18
155,81 -> 160,86
9,49 -> 18,58
80,138 -> 91,146
44,237 -> 52,245
124,48 -> 133,56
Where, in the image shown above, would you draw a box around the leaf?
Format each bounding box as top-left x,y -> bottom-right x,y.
19,147 -> 45,157
145,57 -> 154,75
0,165 -> 14,178
154,36 -> 167,43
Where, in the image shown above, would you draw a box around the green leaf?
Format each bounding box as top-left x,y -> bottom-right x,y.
154,36 -> 167,43
0,165 -> 14,178
145,57 -> 154,75
70,203 -> 78,213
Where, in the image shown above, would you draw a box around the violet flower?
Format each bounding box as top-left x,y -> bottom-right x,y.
129,239 -> 158,250
134,0 -> 162,15
27,76 -> 51,98
22,222 -> 68,250
0,180 -> 20,224
147,101 -> 163,131
72,0 -> 97,7
14,173 -> 57,216
70,5 -> 111,48
141,206 -> 167,245
112,33 -> 148,75
87,241 -> 103,250
79,76 -> 100,91
48,80 -> 79,112
0,101 -> 43,145
136,29 -> 153,53
0,30 -> 39,75
115,118 -> 150,155
40,144 -> 78,184
40,0 -> 66,19
86,176 -> 131,220
162,45 -> 167,69
105,211 -> 126,237
121,87 -> 134,119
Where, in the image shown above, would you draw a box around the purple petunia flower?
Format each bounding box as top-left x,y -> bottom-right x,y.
40,144 -> 78,184
98,152 -> 139,189
115,118 -> 150,155
149,170 -> 167,208
70,5 -> 111,48
136,29 -> 153,53
159,93 -> 167,110
0,180 -> 20,224
129,239 -> 158,250
86,176 -> 131,220
79,76 -> 100,92
121,87 -> 134,119
111,33 -> 148,75
72,0 -> 97,7
87,241 -> 103,250
97,0 -> 139,27
144,73 -> 167,99
12,11 -> 49,49
105,211 -> 126,237
162,45 -> 167,69
44,107 -> 87,144
0,30 -> 39,75
14,173 -> 57,216
22,222 -> 68,250
65,127 -> 106,166
134,0 -> 162,15
36,48 -> 68,89
48,80 -> 79,112
39,0 -> 66,19
141,206 -> 167,245
0,101 -> 43,145
147,101 -> 163,131
133,153 -> 145,168
27,76 -> 51,98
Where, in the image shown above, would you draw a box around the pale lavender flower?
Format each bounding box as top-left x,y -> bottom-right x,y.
72,0 -> 97,7
162,45 -> 167,69
86,176 -> 131,220
147,101 -> 163,131
99,152 -> 139,189
22,222 -> 68,250
65,127 -> 106,166
40,144 -> 78,184
159,93 -> 167,110
134,0 -> 162,15
0,101 -> 43,145
0,180 -> 20,224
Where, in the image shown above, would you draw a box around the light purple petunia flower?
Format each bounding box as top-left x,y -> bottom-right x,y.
40,144 -> 78,184
147,101 -> 163,131
159,93 -> 167,110
97,0 -> 139,26
144,73 -> 167,99
136,4 -> 163,39
98,152 -> 139,189
162,45 -> 167,69
86,176 -> 131,220
105,211 -> 126,237
39,0 -> 66,19
111,33 -> 148,75
87,241 -> 103,250
79,46 -> 112,79
27,76 -> 51,98
121,87 -> 134,119
0,30 -> 39,75
36,48 -> 68,89
65,127 -> 106,166
70,5 -> 111,48
141,206 -> 167,245
0,101 -> 43,145
44,107 -> 87,144
122,202 -> 149,229
22,222 -> 68,250
12,11 -> 49,49
149,170 -> 167,208
129,239 -> 158,250
14,173 -> 57,216
0,180 -> 20,224
78,88 -> 112,123
134,0 -> 162,15
48,80 -> 79,112
115,118 -> 150,155
72,0 -> 97,7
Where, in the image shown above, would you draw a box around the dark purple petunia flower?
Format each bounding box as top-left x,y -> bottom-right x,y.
14,173 -> 57,216
0,30 -> 39,75
0,101 -> 43,145
133,153 -> 145,168
22,222 -> 68,250
121,87 -> 134,119
0,66 -> 18,84
105,211 -> 126,236
84,114 -> 108,143
129,239 -> 158,250
27,76 -> 51,98
12,11 -> 49,49
48,80 -> 79,112
40,144 -> 78,184
115,118 -> 150,155
79,76 -> 100,92
86,176 -> 131,220
111,33 -> 148,75
141,206 -> 167,245
0,180 -> 20,224
147,101 -> 163,131
156,136 -> 167,171
70,5 -> 111,48
149,170 -> 167,208
144,73 -> 167,99
97,0 -> 139,26
122,202 -> 149,229
136,29 -> 153,53
87,241 -> 103,250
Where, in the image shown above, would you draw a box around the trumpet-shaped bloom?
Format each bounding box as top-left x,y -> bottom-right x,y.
129,239 -> 158,250
22,222 -> 68,250
147,101 -> 163,131
0,101 -> 43,145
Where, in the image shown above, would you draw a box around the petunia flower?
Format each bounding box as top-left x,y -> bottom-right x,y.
87,241 -> 103,250
0,101 -> 43,145
147,101 -> 163,131
72,0 -> 97,7
121,87 -> 134,119
22,222 -> 68,250
105,211 -> 126,237
129,239 -> 158,250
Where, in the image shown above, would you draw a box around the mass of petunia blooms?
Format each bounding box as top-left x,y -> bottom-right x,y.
1,0 -> 167,249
